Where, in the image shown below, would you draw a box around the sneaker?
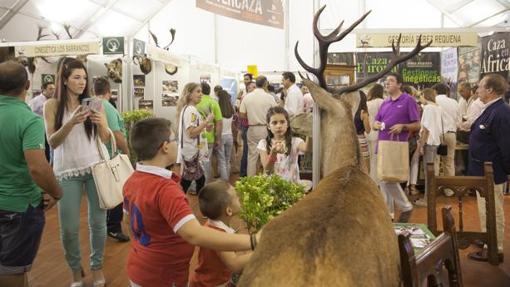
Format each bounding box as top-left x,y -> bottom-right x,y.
413,198 -> 427,207
444,188 -> 455,197
107,231 -> 130,242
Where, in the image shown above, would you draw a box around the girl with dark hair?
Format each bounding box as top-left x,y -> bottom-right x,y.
217,90 -> 235,181
353,91 -> 370,173
257,106 -> 310,183
43,59 -> 111,287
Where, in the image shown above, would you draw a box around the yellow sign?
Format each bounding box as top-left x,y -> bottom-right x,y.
356,32 -> 479,48
14,40 -> 100,57
247,65 -> 258,77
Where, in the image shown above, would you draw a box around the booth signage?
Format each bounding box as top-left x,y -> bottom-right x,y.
147,45 -> 180,65
133,39 -> 145,56
480,32 -> 510,80
354,52 -> 441,87
356,32 -> 479,48
41,74 -> 55,85
196,0 -> 284,29
102,37 -> 124,55
14,41 -> 100,57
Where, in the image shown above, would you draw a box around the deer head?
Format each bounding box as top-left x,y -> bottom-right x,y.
104,58 -> 122,83
133,54 -> 152,75
293,5 -> 431,177
238,7 -> 431,287
149,29 -> 179,76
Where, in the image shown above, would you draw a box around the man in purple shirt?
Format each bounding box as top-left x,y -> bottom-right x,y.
373,72 -> 420,222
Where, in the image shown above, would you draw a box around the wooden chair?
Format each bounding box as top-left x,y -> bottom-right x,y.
425,162 -> 499,265
399,206 -> 463,287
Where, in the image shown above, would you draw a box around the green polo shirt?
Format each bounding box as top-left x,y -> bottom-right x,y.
0,95 -> 44,212
196,94 -> 223,144
101,99 -> 125,157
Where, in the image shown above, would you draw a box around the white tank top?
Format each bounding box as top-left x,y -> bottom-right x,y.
53,110 -> 102,180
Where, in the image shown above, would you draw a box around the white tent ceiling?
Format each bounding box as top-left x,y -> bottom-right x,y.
0,0 -> 508,43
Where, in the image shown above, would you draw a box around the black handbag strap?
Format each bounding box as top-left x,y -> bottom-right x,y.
440,110 -> 446,143
180,105 -> 200,149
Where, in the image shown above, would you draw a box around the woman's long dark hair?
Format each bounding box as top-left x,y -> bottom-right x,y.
54,58 -> 95,140
217,90 -> 234,118
265,106 -> 292,156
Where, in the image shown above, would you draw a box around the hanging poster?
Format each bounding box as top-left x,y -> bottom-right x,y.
458,46 -> 481,84
138,99 -> 153,111
133,75 -> 146,87
162,80 -> 179,107
441,48 -> 458,83
102,37 -> 124,55
134,87 -> 145,98
196,0 -> 284,29
133,39 -> 146,56
480,32 -> 510,81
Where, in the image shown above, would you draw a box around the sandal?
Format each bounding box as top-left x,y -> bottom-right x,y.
93,279 -> 106,287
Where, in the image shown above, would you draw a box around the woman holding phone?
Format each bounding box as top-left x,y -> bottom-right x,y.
43,59 -> 110,287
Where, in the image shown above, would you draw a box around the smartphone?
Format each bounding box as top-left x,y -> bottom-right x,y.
82,98 -> 103,112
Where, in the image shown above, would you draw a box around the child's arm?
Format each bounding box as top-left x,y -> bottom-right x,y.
297,137 -> 312,153
259,148 -> 276,175
178,219 -> 254,251
218,251 -> 253,273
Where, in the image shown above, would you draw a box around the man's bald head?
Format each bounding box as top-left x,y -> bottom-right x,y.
0,61 -> 28,96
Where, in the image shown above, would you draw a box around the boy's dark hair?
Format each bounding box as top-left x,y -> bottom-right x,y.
199,180 -> 233,220
386,72 -> 403,84
214,85 -> 223,94
432,83 -> 450,96
243,73 -> 253,80
255,75 -> 267,88
93,77 -> 111,95
282,71 -> 295,83
201,82 -> 211,95
130,118 -> 171,160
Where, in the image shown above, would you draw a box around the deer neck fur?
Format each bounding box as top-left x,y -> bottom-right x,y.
303,80 -> 360,177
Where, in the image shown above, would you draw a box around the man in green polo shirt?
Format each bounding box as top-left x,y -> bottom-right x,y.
196,82 -> 223,182
93,77 -> 130,243
0,61 -> 62,287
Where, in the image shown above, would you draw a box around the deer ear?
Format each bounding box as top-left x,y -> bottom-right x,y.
339,91 -> 361,118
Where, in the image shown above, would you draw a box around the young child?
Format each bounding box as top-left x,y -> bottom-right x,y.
123,118 -> 258,287
189,181 -> 252,287
258,106 -> 310,183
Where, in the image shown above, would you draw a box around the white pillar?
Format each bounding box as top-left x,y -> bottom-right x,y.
312,0 -> 321,188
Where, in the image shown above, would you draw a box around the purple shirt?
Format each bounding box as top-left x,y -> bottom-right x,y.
375,93 -> 420,141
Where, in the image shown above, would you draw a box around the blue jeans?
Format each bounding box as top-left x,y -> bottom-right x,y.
240,126 -> 248,177
218,134 -> 234,181
58,173 -> 106,272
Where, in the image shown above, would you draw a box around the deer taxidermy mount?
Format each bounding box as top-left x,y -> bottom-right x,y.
149,28 -> 178,75
132,54 -> 152,75
104,58 -> 122,83
238,6 -> 431,287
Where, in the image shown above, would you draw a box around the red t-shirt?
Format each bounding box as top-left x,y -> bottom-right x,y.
189,221 -> 231,287
123,169 -> 195,287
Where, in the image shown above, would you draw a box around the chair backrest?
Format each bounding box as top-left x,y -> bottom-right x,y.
425,162 -> 499,265
399,206 -> 463,287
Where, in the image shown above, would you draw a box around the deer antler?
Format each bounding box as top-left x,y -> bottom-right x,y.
335,34 -> 432,95
149,30 -> 159,47
295,5 -> 370,89
63,24 -> 73,39
163,28 -> 176,50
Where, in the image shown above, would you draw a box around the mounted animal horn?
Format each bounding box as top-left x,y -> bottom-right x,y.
133,54 -> 152,75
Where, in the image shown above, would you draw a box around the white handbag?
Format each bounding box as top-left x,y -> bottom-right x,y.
92,129 -> 134,209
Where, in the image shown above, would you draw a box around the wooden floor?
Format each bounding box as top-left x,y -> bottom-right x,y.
28,192 -> 510,287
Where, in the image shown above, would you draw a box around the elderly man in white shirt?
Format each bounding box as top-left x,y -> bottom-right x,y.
282,72 -> 304,117
433,83 -> 459,195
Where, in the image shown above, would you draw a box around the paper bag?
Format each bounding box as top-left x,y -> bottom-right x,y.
377,140 -> 409,183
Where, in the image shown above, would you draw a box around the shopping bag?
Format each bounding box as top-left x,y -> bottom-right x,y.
376,138 -> 409,183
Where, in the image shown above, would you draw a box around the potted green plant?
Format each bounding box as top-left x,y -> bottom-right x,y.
235,175 -> 305,232
122,109 -> 154,163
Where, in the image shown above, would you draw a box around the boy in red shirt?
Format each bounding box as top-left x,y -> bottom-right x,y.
123,118 -> 258,287
190,181 -> 252,287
